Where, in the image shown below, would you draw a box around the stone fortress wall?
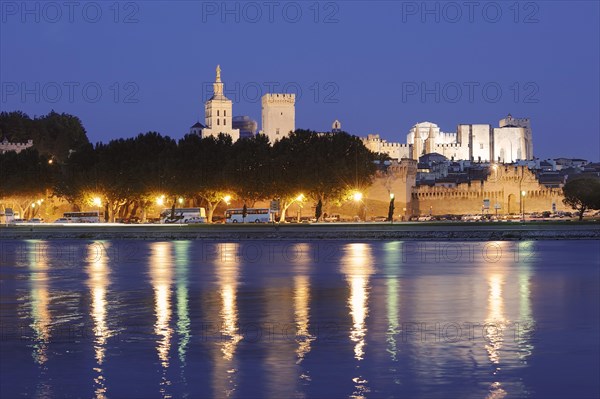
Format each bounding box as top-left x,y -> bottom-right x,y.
411,165 -> 569,216
0,139 -> 33,154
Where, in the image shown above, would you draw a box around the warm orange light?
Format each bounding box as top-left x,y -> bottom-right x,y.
353,192 -> 363,202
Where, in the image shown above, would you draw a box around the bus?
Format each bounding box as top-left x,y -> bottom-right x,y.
63,211 -> 100,223
160,208 -> 206,224
225,208 -> 275,223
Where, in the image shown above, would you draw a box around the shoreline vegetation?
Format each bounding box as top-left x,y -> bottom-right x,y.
1,221 -> 598,241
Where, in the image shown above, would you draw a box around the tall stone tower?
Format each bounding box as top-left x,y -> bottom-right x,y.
261,93 -> 295,143
412,125 -> 423,160
498,114 -> 533,159
425,125 -> 436,154
202,65 -> 240,141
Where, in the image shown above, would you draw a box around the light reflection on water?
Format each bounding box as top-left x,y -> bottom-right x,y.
341,243 -> 374,399
26,240 -> 52,399
214,243 -> 242,398
86,242 -> 111,399
150,242 -> 174,398
1,240 -> 598,398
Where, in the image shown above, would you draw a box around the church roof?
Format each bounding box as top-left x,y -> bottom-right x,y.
191,122 -> 205,128
419,152 -> 448,164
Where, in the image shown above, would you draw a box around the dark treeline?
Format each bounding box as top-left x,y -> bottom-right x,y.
1,129 -> 378,222
0,111 -> 89,162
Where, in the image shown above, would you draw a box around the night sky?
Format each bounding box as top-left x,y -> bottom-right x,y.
1,1 -> 598,161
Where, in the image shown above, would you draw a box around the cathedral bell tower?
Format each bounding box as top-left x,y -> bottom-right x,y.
202,65 -> 239,141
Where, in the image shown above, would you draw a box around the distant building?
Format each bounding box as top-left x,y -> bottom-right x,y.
189,121 -> 205,136
196,65 -> 240,141
233,116 -> 257,139
362,114 -> 533,163
362,134 -> 409,161
261,93 -> 295,143
0,137 -> 33,154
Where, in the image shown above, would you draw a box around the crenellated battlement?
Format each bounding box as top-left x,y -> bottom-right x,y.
0,138 -> 34,154
262,93 -> 296,105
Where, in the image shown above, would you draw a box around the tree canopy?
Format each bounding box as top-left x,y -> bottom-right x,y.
562,177 -> 600,220
0,111 -> 89,162
1,127 -> 379,222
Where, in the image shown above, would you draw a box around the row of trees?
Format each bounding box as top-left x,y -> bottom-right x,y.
0,111 -> 89,162
1,130 -> 379,222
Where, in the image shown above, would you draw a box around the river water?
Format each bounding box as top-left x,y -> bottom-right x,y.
0,240 -> 598,398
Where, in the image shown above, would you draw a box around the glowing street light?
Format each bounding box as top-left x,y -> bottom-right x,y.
223,195 -> 232,205
156,195 -> 165,206
178,197 -> 184,205
296,194 -> 305,202
353,192 -> 363,202
92,197 -> 102,207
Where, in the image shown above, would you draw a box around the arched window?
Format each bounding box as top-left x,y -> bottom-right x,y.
217,110 -> 220,116
223,119 -> 226,125
217,119 -> 220,125
224,110 -> 226,117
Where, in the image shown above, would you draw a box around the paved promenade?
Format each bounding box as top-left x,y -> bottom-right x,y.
1,222 -> 598,240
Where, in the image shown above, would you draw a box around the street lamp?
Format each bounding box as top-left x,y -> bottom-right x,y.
353,191 -> 364,221
156,195 -> 165,206
295,194 -> 305,222
223,195 -> 232,205
521,190 -> 526,222
178,197 -> 184,205
92,197 -> 102,222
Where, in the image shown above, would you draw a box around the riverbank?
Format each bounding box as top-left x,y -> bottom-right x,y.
1,221 -> 598,240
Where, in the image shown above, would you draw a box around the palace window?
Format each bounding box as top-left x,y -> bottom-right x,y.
224,110 -> 226,116
217,119 -> 220,125
223,119 -> 226,125
480,143 -> 484,149
217,110 -> 220,116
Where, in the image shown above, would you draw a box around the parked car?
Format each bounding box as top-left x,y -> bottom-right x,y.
373,216 -> 387,222
324,214 -> 340,222
27,218 -> 43,223
10,218 -> 26,224
54,218 -> 69,223
184,216 -> 205,224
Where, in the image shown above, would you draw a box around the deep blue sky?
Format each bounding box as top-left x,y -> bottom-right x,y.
1,1 -> 599,160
